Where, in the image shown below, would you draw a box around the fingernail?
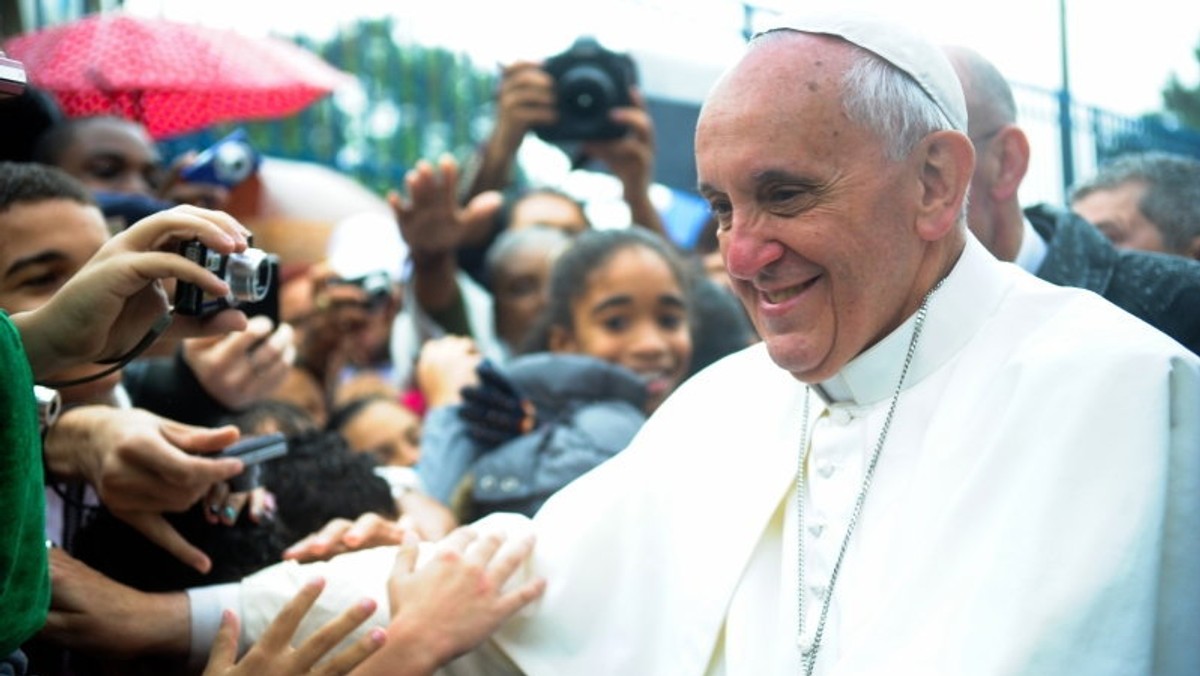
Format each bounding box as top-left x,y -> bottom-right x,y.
358,597 -> 377,613
368,627 -> 387,645
209,503 -> 222,514
222,506 -> 238,522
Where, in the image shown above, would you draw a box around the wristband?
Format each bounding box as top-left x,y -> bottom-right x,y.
34,384 -> 61,439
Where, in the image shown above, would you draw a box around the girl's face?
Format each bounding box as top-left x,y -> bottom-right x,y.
342,399 -> 422,467
551,246 -> 692,412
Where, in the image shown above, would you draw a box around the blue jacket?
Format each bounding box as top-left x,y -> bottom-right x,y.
417,353 -> 648,520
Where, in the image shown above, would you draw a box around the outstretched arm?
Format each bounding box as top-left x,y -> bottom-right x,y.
351,528 -> 545,675
581,88 -> 668,240
460,61 -> 557,205
389,156 -> 502,317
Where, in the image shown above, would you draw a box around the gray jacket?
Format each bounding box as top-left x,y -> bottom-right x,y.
1028,203 -> 1200,356
417,353 -> 648,520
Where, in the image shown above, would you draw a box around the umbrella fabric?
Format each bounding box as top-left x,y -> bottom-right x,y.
4,12 -> 354,139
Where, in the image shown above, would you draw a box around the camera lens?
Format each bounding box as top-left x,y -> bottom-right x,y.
224,247 -> 272,303
558,64 -> 617,119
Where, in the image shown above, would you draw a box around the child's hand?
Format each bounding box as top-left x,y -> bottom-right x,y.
458,360 -> 536,448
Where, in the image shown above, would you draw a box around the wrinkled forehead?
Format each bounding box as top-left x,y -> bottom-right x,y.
750,12 -> 967,132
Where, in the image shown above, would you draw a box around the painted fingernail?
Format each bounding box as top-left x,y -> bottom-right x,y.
223,506 -> 238,522
209,503 -> 222,514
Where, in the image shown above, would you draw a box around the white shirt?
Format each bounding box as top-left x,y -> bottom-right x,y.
228,235 -> 1200,675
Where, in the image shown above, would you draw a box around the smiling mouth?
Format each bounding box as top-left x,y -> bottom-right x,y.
762,276 -> 819,304
636,369 -> 677,393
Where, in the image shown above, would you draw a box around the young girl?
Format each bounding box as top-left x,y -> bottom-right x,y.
417,227 -> 693,520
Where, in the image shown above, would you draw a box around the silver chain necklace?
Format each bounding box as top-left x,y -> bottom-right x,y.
796,280 -> 942,676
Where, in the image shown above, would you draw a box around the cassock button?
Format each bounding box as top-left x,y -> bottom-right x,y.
500,477 -> 520,492
810,583 -> 828,599
830,408 -> 853,425
478,475 -> 497,490
817,461 -> 836,478
808,522 -> 825,538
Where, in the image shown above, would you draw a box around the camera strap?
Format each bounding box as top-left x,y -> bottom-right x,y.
38,312 -> 174,388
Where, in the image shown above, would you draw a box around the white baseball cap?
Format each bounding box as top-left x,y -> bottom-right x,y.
326,211 -> 407,282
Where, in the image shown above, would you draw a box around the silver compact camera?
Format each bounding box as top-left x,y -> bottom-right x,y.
0,55 -> 28,97
174,239 -> 275,317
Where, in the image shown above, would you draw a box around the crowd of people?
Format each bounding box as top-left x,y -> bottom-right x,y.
1,8 -> 1199,676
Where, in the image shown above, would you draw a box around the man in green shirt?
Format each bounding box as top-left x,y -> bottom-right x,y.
0,167 -> 257,668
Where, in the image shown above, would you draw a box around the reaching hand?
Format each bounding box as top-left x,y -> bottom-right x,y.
183,315 -> 297,410
458,359 -> 536,447
15,205 -> 252,379
388,155 -> 503,262
283,513 -> 408,563
351,528 -> 546,675
203,577 -> 385,676
44,405 -> 246,573
414,335 -> 482,408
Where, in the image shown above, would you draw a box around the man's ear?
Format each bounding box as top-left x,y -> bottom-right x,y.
547,325 -> 575,353
915,130 -> 974,242
988,125 -> 1030,201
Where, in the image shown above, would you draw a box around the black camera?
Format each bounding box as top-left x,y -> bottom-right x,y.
534,36 -> 637,143
174,239 -> 278,318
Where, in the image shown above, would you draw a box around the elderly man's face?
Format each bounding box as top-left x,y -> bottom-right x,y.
697,34 -> 930,383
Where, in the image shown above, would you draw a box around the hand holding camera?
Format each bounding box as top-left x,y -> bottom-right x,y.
19,205 -> 253,379
534,36 -> 638,143
173,237 -> 277,319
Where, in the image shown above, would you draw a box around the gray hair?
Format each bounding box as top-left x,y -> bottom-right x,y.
840,51 -> 955,162
1070,151 -> 1200,254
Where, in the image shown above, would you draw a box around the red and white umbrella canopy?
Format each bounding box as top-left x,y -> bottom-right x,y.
4,12 -> 355,139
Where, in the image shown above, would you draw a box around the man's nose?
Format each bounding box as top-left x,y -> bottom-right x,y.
722,223 -> 785,282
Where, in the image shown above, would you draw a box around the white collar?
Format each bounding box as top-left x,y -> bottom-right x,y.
815,235 -> 1008,406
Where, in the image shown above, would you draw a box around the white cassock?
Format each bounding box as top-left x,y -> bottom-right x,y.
233,236 -> 1200,675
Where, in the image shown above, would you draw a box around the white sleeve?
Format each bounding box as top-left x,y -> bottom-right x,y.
186,582 -> 242,672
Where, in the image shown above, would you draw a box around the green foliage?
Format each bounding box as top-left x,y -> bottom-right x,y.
1162,39 -> 1200,132
234,17 -> 499,196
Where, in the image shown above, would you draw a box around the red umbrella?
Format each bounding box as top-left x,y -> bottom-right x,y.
3,12 -> 355,139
